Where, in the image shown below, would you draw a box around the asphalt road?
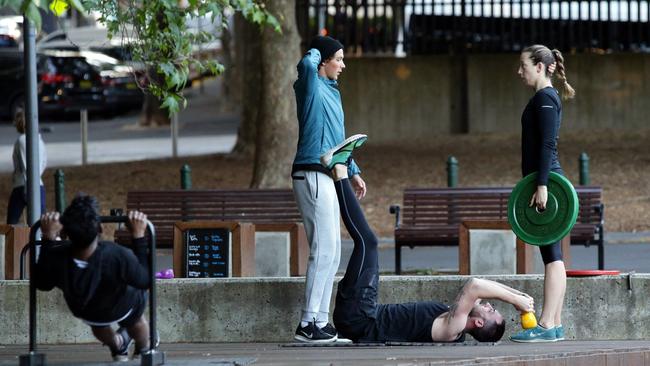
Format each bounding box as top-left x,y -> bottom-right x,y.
0,78 -> 238,172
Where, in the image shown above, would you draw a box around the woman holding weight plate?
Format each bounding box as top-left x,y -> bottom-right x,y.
510,45 -> 576,343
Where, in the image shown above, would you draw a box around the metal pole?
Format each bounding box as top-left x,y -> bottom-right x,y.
171,113 -> 178,158
81,109 -> 88,165
19,17 -> 45,364
54,169 -> 66,212
23,16 -> 40,227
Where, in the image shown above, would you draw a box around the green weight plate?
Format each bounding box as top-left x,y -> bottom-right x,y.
507,172 -> 579,246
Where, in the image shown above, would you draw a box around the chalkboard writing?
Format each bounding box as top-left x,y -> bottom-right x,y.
185,228 -> 230,277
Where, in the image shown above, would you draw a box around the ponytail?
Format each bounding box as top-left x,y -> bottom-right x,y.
551,49 -> 576,100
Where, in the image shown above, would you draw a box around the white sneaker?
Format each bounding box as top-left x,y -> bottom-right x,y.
320,134 -> 368,169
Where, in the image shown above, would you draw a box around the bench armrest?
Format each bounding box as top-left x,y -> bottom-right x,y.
389,205 -> 401,228
595,203 -> 605,225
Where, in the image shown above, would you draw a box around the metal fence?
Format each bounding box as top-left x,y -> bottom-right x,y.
295,0 -> 650,55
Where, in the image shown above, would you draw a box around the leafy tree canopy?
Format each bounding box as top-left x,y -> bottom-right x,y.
1,0 -> 280,114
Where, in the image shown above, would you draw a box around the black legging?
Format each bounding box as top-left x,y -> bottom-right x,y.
335,178 -> 378,290
332,178 -> 379,339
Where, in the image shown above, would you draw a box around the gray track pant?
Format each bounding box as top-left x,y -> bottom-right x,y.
292,170 -> 341,323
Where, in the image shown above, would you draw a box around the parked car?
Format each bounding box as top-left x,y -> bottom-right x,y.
81,51 -> 144,111
0,16 -> 22,47
0,49 -> 143,121
0,50 -> 25,120
37,50 -> 106,115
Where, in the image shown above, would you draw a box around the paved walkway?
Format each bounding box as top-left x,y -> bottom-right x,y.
4,341 -> 650,365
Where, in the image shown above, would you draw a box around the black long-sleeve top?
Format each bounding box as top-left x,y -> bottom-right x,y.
34,237 -> 149,323
521,87 -> 563,185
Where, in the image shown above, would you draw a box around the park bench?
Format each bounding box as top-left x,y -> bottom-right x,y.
390,186 -> 604,274
114,189 -> 308,275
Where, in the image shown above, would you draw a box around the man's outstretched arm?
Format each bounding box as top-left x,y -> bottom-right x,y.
439,278 -> 535,340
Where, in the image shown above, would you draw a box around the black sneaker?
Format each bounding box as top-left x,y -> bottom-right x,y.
294,321 -> 337,343
110,327 -> 133,362
319,323 -> 338,338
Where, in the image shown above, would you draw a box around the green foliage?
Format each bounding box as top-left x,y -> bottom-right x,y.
4,0 -> 281,115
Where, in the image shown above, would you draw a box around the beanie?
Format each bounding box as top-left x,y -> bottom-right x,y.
309,36 -> 344,62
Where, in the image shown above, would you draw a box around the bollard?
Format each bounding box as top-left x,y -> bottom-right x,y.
579,152 -> 590,185
181,164 -> 192,190
447,156 -> 458,187
54,169 -> 65,212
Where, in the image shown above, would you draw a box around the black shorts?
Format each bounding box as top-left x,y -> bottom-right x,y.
84,290 -> 147,328
538,168 -> 565,265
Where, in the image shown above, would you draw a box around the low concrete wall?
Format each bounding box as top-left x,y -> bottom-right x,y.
1,274 -> 648,344
340,54 -> 650,142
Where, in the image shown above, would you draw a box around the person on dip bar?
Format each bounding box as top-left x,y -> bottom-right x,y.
34,195 -> 153,361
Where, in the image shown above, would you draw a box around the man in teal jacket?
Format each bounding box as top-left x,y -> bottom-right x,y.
291,35 -> 367,343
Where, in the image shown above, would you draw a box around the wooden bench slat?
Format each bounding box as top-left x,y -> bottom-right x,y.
119,189 -> 303,248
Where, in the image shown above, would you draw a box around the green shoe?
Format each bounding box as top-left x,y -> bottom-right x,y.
320,134 -> 368,169
555,325 -> 565,341
510,325 -> 557,343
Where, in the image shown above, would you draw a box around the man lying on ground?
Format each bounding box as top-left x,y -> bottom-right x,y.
319,136 -> 535,343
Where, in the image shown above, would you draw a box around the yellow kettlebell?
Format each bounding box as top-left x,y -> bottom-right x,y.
521,312 -> 537,329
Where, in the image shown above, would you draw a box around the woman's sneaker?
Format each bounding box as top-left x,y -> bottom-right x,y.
294,321 -> 337,343
320,134 -> 368,169
510,325 -> 557,343
110,327 -> 133,362
555,325 -> 565,341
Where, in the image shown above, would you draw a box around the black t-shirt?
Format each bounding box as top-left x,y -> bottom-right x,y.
363,301 -> 451,342
34,238 -> 149,322
521,87 -> 563,185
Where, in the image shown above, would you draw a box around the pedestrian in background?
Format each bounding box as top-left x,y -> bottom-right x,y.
6,112 -> 47,224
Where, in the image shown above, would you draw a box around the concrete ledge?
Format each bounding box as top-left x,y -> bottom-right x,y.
1,274 -> 648,344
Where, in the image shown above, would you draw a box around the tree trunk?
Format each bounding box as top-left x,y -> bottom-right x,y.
140,92 -> 170,126
232,14 -> 262,156
250,0 -> 301,188
219,19 -> 238,110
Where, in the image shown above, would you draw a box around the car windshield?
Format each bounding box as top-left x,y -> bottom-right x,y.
81,52 -> 119,71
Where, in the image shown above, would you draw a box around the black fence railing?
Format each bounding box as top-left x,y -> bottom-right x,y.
295,0 -> 650,55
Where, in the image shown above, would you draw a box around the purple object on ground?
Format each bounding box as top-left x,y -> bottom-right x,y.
155,269 -> 174,279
